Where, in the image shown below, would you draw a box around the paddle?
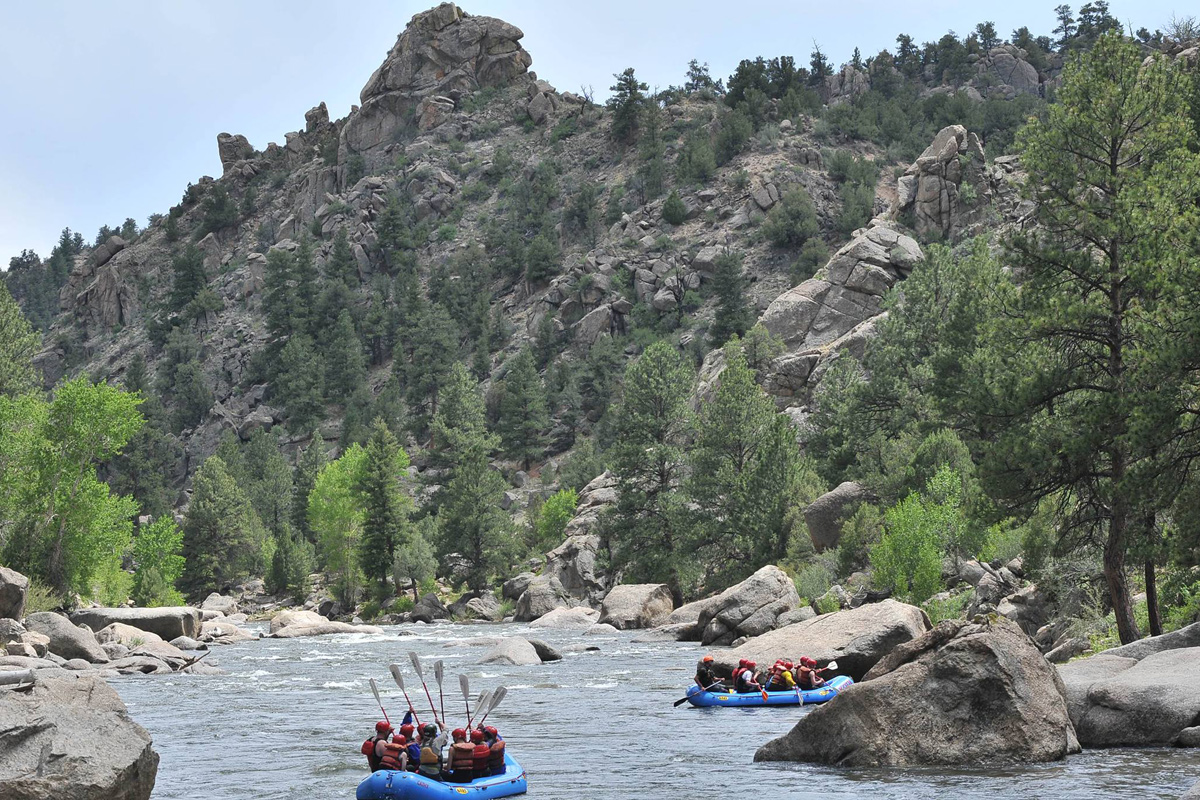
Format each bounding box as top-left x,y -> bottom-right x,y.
469,689 -> 491,728
433,660 -> 446,727
369,677 -> 391,725
388,663 -> 420,726
673,680 -> 725,707
477,686 -> 506,727
409,651 -> 441,725
459,673 -> 471,726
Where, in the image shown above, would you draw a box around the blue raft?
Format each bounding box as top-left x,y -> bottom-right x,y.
684,674 -> 854,707
356,754 -> 527,799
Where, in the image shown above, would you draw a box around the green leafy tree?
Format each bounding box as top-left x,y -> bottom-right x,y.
496,349 -> 549,470
534,487 -> 578,552
131,517 -> 185,606
392,520 -> 437,601
607,341 -> 695,600
308,443 -> 367,605
180,454 -> 265,595
357,419 -> 412,593
0,281 -> 40,397
871,467 -> 967,604
708,251 -> 752,348
991,33 -> 1200,643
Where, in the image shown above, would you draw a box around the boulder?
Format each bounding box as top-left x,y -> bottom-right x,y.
0,566 -> 30,620
584,623 -> 619,636
526,639 -> 562,662
804,482 -> 872,551
715,599 -> 930,681
514,575 -> 570,622
502,572 -> 535,602
477,638 -> 541,666
199,593 -> 238,617
1100,620 -> 1200,661
754,618 -> 1079,766
630,623 -> 695,643
0,618 -> 27,645
107,656 -> 172,675
199,620 -> 258,645
598,584 -> 674,630
0,676 -> 158,800
411,593 -> 449,624
216,132 -> 254,175
69,607 -> 201,641
449,593 -> 502,622
1058,647 -> 1200,747
692,565 -> 802,646
24,613 -> 108,664
94,623 -> 164,648
527,606 -> 600,630
269,609 -> 382,637
1185,778 -> 1200,799
128,641 -> 192,671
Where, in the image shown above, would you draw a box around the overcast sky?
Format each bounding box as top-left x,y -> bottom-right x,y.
0,0 -> 1185,265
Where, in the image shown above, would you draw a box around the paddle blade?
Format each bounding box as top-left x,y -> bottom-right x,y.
488,686 -> 507,712
434,660 -> 444,686
408,651 -> 424,679
459,673 -> 470,701
824,660 -> 839,672
370,677 -> 384,706
389,663 -> 405,690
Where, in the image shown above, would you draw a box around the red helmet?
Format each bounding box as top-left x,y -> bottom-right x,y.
747,661 -> 756,669
452,728 -> 466,741
400,724 -> 415,738
394,734 -> 406,745
470,730 -> 485,744
375,721 -> 392,735
784,661 -> 794,669
801,656 -> 817,668
484,726 -> 498,737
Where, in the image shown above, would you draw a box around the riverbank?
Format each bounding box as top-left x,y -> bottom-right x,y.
112,621 -> 1200,800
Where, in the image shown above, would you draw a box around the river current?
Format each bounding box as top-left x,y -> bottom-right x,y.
113,621 -> 1200,799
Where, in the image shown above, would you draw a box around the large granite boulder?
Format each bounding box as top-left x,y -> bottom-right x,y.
514,575 -> 570,622
1099,620 -> 1200,661
24,613 -> 108,664
199,593 -> 238,617
94,623 -> 164,648
0,676 -> 158,800
673,565 -> 801,646
268,609 -> 382,637
598,584 -> 674,630
972,45 -> 1041,98
448,592 -> 502,622
539,472 -> 615,605
411,593 -> 449,624
70,607 -> 200,641
754,618 -> 1079,766
0,566 -> 30,621
199,619 -> 258,645
216,132 -> 254,176
1058,646 -> 1200,747
527,606 -> 600,630
804,482 -> 872,552
714,599 -> 929,680
343,3 -> 532,155
476,638 -> 541,666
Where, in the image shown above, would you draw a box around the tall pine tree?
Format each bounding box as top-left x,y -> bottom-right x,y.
496,348 -> 549,470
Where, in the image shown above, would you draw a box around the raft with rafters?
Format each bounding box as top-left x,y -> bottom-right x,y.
684,674 -> 854,707
356,754 -> 527,799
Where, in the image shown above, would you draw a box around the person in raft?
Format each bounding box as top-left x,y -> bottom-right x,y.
694,654 -> 726,691
762,660 -> 796,691
793,656 -> 826,689
731,659 -> 762,693
361,720 -> 392,771
446,728 -> 475,782
481,725 -> 505,776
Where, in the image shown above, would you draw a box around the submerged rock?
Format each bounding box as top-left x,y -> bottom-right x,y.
754,618 -> 1079,767
0,676 -> 158,799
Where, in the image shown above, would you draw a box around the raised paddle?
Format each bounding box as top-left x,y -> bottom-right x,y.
433,660 -> 446,726
369,677 -> 391,725
477,686 -> 506,727
408,651 -> 441,725
469,690 -> 491,728
388,663 -> 420,726
673,681 -> 725,707
459,673 -> 471,725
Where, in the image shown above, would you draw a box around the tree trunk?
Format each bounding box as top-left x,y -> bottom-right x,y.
1145,559 -> 1162,636
1104,511 -> 1140,644
410,578 -> 419,603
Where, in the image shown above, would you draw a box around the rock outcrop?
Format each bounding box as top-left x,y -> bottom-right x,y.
1058,645 -> 1200,747
535,471 -> 614,606
598,584 -> 674,630
804,481 -> 872,551
972,45 -> 1041,98
216,133 -> 255,177
24,613 -> 109,664
0,566 -> 29,621
715,599 -> 929,680
513,575 -> 571,622
0,676 -> 158,800
896,125 -> 987,238
662,565 -> 801,646
342,3 -> 532,157
70,607 -> 201,642
754,618 -> 1079,766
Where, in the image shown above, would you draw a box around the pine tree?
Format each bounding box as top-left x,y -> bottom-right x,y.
357,418 -> 412,592
323,310 -> 367,400
709,251 -> 752,347
171,361 -> 212,431
404,303 -> 459,426
291,237 -> 319,339
662,190 -> 687,226
275,334 -> 326,431
180,455 -> 264,595
437,452 -> 517,591
263,248 -> 295,342
608,68 -> 648,145
291,432 -> 327,544
240,429 -> 293,537
637,92 -> 665,200
496,349 -> 549,470
430,362 -> 498,470
0,280 -> 40,398
169,245 -> 207,312
123,352 -> 148,394
327,228 -> 358,288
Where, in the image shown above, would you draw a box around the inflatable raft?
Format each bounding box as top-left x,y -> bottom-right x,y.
684,674 -> 854,707
356,754 -> 527,799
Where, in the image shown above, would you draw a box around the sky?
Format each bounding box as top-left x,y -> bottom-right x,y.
0,0 -> 1186,265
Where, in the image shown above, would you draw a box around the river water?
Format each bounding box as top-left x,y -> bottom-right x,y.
114,621 -> 1200,799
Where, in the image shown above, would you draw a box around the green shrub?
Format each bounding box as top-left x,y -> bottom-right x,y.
814,593 -> 841,615
535,488 -> 578,551
794,561 -> 834,603
836,504 -> 883,577
676,134 -> 717,185
762,188 -> 820,248
662,190 -> 687,225
437,224 -> 457,242
23,578 -> 62,614
714,110 -> 753,165
870,467 -> 965,604
922,591 -> 970,625
791,238 -> 829,283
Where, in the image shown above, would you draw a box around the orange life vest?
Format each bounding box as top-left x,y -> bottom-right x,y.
487,739 -> 505,775
471,743 -> 491,774
361,738 -> 382,771
379,741 -> 406,771
449,741 -> 475,775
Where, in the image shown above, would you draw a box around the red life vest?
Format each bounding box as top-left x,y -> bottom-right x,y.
361,738 -> 381,772
471,743 -> 491,774
379,741 -> 406,771
449,741 -> 475,776
487,739 -> 505,775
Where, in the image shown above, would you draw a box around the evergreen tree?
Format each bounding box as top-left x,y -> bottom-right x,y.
437,452 -> 517,591
430,362 -> 498,470
357,418 -> 411,592
291,237 -> 319,339
180,455 -> 264,595
326,228 -> 358,288
0,281 -> 40,398
324,310 -> 367,400
268,525 -> 316,601
403,303 -> 459,426
496,348 -> 549,470
123,352 -> 148,394
275,334 -> 326,431
171,361 -> 212,431
637,92 -> 666,200
662,190 -> 688,226
169,245 -> 207,312
709,251 -> 752,347
993,33 -> 1200,644
263,248 -> 295,342
371,375 -> 407,437
607,341 -> 695,601
109,393 -> 182,517
579,336 -> 622,423
240,429 -> 293,537
608,68 -> 648,145
292,432 -> 327,544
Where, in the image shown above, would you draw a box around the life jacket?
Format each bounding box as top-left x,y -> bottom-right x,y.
472,743 -> 491,774
487,739 -> 505,775
418,741 -> 442,777
798,665 -> 824,689
361,738 -> 382,772
379,741 -> 407,771
449,741 -> 475,776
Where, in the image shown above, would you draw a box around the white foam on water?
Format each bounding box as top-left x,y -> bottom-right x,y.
322,681 -> 359,689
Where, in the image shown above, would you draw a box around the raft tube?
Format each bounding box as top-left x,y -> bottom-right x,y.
684,674 -> 854,707
356,754 -> 527,799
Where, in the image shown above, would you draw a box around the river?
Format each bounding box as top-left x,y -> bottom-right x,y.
113,621 -> 1200,799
